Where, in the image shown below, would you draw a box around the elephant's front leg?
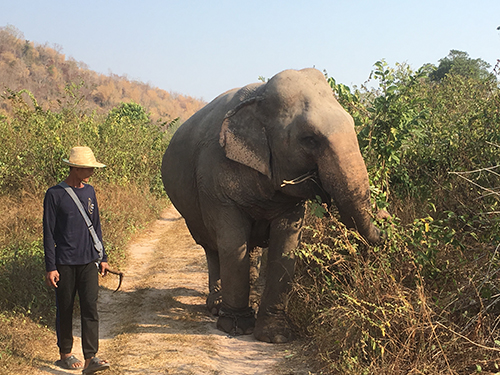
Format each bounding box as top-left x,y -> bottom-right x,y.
254,204 -> 305,343
214,210 -> 256,335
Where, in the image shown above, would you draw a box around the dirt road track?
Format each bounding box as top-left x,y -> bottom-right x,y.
39,205 -> 313,375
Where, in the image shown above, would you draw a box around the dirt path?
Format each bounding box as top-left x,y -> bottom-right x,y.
39,205 -> 313,374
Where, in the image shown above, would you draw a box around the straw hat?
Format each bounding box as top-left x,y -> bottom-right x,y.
62,146 -> 106,168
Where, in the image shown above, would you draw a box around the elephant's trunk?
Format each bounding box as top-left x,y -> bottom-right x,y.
318,131 -> 381,244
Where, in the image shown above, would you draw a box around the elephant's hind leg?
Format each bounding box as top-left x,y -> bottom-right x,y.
204,247 -> 222,315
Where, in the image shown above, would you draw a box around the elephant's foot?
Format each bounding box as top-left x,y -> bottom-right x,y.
206,281 -> 222,315
254,310 -> 293,343
216,304 -> 256,336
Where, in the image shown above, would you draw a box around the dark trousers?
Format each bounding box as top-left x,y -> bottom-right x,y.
55,262 -> 99,359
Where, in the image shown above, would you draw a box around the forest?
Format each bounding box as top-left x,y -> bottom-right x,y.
1,23 -> 500,374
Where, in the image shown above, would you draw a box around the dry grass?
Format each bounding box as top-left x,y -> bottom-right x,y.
0,313 -> 53,374
0,192 -> 43,250
96,182 -> 169,266
288,209 -> 500,374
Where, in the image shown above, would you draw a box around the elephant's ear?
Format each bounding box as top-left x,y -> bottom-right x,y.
219,96 -> 272,179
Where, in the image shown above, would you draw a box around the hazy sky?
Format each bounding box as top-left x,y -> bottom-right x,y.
1,1 -> 499,102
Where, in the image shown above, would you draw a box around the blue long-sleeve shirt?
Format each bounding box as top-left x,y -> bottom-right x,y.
43,183 -> 108,272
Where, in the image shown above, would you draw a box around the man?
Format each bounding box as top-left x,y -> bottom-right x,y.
44,146 -> 110,373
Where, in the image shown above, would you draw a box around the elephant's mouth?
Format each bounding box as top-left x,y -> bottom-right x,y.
280,169 -> 331,206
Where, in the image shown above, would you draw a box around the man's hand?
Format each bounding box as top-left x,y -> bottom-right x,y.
99,261 -> 110,277
46,270 -> 60,288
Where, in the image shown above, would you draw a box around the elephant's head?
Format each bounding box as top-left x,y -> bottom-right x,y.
219,68 -> 381,244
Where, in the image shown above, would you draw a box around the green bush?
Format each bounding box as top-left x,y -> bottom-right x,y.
0,240 -> 54,320
0,87 -> 172,197
97,101 -> 169,195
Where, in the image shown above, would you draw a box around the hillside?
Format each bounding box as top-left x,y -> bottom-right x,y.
0,25 -> 205,122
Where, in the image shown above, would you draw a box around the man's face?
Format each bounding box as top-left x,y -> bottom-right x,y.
75,167 -> 95,183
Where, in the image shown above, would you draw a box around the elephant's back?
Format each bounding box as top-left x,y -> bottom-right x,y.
161,88 -> 238,179
160,87 -> 242,245
160,82 -> 265,247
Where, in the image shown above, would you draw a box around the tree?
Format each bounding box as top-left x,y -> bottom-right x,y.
107,101 -> 149,123
429,50 -> 495,82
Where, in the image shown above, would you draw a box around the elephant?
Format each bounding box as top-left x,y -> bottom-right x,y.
161,68 -> 382,343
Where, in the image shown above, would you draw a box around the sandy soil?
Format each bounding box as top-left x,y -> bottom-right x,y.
38,205 -> 314,375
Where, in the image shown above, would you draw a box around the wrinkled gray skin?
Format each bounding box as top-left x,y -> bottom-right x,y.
161,68 -> 381,343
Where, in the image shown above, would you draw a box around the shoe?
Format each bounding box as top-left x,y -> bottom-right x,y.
55,354 -> 83,370
82,357 -> 110,374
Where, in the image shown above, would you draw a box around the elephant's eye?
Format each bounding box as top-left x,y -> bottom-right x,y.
301,136 -> 319,149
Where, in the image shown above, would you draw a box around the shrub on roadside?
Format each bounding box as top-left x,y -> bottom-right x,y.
289,59 -> 500,373
290,206 -> 500,374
